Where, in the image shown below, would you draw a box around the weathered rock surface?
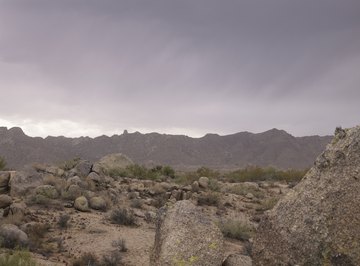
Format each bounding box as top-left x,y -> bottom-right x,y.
223,254 -> 252,266
74,160 -> 93,177
0,224 -> 28,248
92,153 -> 133,174
198,176 -> 209,189
74,196 -> 89,212
253,126 -> 360,265
151,200 -> 224,266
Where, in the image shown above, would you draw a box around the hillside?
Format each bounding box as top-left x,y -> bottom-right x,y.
0,126 -> 332,170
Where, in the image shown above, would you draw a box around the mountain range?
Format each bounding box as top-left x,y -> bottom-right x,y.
0,126 -> 332,170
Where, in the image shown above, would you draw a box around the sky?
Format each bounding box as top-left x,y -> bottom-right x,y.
0,0 -> 359,138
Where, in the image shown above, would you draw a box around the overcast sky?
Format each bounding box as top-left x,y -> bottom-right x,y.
0,0 -> 359,138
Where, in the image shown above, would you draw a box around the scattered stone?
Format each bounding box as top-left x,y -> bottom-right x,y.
74,196 -> 89,212
253,125 -> 360,265
0,194 -> 12,209
245,193 -> 254,199
88,172 -> 102,183
151,200 -> 224,266
198,176 -> 209,189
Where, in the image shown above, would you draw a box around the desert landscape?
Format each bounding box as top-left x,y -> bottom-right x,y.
1,0 -> 359,265
0,125 -> 359,265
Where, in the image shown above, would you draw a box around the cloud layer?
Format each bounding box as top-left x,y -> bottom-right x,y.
1,0 -> 359,137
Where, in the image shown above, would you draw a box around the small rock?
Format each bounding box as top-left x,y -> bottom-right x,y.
191,181 -> 200,192
198,176 -> 209,189
89,196 -> 107,211
74,196 -> 89,212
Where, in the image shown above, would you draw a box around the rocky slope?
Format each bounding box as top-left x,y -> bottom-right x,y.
0,126 -> 331,170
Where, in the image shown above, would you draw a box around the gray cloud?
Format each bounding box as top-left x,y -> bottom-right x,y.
0,0 -> 359,137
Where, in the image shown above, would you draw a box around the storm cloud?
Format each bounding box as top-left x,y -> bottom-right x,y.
0,0 -> 359,137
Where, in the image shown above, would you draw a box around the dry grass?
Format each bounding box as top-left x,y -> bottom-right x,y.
218,220 -> 255,241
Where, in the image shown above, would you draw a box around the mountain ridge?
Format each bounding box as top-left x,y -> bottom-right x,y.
0,126 -> 333,170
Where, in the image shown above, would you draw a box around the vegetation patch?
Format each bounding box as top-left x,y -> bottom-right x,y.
110,208 -> 136,226
218,220 -> 255,241
0,249 -> 37,266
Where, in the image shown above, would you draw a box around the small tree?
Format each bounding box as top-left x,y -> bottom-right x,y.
0,156 -> 6,171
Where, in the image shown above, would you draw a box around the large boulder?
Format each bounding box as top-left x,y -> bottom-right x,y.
0,171 -> 10,193
74,160 -> 93,177
92,153 -> 133,175
9,169 -> 43,197
151,200 -> 224,266
0,224 -> 28,248
253,126 -> 360,265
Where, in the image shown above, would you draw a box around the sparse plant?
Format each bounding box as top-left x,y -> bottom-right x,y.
101,250 -> 124,266
0,249 -> 37,266
219,220 -> 255,241
197,192 -> 220,207
112,238 -> 127,252
58,214 -> 71,229
110,208 -> 136,226
60,157 -> 81,171
256,197 -> 279,212
227,184 -> 265,198
72,252 -> 99,266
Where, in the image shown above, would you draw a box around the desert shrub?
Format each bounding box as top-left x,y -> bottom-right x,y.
0,249 -> 37,266
101,250 -> 124,266
73,252 -> 99,266
197,192 -> 220,207
196,167 -> 219,178
109,208 -> 136,226
161,166 -> 175,178
58,214 -> 71,229
224,166 -> 307,183
60,157 -> 81,171
25,223 -> 51,254
219,220 -> 255,241
112,238 -> 127,252
0,156 -> 6,171
208,178 -> 221,192
130,198 -> 143,209
227,184 -> 265,198
256,197 -> 279,212
174,167 -> 219,185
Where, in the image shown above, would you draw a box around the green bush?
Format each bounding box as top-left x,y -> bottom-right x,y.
219,220 -> 255,241
59,157 -> 81,171
107,164 -> 176,180
0,249 -> 37,266
0,156 -> 6,171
